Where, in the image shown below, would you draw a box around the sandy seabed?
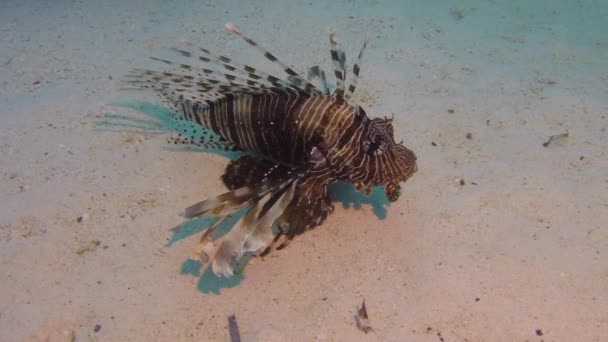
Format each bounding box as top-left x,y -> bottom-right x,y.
1,1 -> 607,341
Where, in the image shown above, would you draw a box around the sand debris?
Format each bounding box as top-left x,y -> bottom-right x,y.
450,7 -> 465,20
227,314 -> 241,342
542,132 -> 569,147
355,300 -> 373,334
76,240 -> 101,255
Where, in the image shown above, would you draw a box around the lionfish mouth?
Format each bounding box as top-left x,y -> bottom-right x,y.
384,182 -> 401,202
353,180 -> 404,202
385,155 -> 418,202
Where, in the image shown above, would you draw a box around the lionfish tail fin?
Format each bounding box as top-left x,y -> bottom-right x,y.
97,102 -> 238,153
190,176 -> 300,277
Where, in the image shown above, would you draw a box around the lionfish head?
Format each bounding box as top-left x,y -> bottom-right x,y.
359,116 -> 417,202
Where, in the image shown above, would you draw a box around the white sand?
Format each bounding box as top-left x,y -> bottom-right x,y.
1,0 -> 607,341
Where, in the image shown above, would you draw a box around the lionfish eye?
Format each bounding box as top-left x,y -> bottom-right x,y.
365,134 -> 385,156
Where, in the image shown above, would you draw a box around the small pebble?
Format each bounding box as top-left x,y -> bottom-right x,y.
76,213 -> 89,223
535,329 -> 543,336
447,109 -> 455,114
431,141 -> 437,146
466,132 -> 472,139
459,179 -> 465,186
94,324 -> 102,333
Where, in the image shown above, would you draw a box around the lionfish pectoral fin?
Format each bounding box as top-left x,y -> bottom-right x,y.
182,179 -> 280,219
194,178 -> 299,277
307,145 -> 329,170
279,169 -> 335,238
190,216 -> 223,262
240,180 -> 298,253
222,155 -> 294,190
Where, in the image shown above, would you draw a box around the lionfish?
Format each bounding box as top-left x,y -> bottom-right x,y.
123,23 -> 417,277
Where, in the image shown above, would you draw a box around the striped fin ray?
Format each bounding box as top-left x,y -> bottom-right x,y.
183,175 -> 291,219
224,22 -> 323,96
329,32 -> 347,99
170,47 -> 307,93
307,65 -> 329,95
96,112 -> 167,132
124,69 -> 220,101
190,177 -> 299,277
147,56 -> 277,93
344,37 -> 369,101
125,67 -> 266,98
124,68 -> 260,121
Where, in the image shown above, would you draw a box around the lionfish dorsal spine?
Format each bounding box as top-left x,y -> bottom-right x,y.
307,65 -> 330,96
224,23 -> 323,96
146,56 -> 272,94
171,47 -> 304,93
344,36 -> 369,101
328,31 -> 347,100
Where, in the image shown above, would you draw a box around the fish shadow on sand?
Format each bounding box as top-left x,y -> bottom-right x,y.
166,211 -> 249,294
329,182 -> 389,219
98,101 -> 390,293
166,184 -> 389,294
